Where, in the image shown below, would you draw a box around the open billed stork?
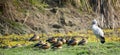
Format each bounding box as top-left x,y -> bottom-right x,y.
91,19 -> 105,44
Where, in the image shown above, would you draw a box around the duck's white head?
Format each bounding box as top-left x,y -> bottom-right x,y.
92,19 -> 97,25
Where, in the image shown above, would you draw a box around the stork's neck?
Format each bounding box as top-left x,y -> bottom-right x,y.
92,23 -> 98,26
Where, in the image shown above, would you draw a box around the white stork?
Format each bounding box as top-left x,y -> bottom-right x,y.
91,19 -> 105,44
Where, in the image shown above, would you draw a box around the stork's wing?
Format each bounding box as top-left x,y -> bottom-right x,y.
93,26 -> 104,37
97,27 -> 104,37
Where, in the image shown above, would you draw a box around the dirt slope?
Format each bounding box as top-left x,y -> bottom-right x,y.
0,0 -> 120,35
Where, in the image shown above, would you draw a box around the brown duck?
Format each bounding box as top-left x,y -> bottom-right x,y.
52,40 -> 63,49
57,37 -> 66,44
34,41 -> 44,47
29,34 -> 39,41
40,43 -> 50,49
46,37 -> 57,43
67,37 -> 78,46
78,38 -> 88,45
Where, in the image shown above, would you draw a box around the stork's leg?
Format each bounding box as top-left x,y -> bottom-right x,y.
96,37 -> 100,49
96,37 -> 99,43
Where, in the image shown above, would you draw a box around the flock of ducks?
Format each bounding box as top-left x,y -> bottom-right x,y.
29,34 -> 88,50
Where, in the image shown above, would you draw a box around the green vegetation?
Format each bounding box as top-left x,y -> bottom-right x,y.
29,0 -> 48,12
0,42 -> 120,55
